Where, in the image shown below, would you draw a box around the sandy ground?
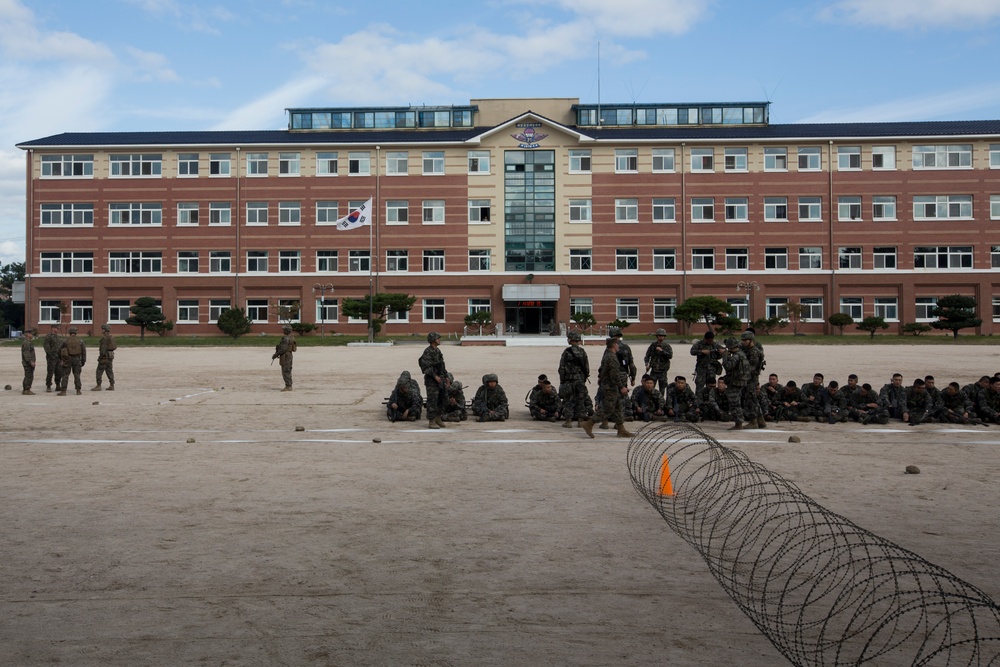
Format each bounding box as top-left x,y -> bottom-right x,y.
2,340 -> 1000,666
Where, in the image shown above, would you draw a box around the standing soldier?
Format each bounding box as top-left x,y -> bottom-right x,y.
690,330 -> 723,395
740,331 -> 766,428
21,328 -> 37,395
272,324 -> 296,391
593,337 -> 634,438
92,323 -> 117,391
43,325 -> 62,392
644,328 -> 673,394
57,327 -> 86,396
419,331 -> 448,429
558,331 -> 594,435
720,337 -> 750,430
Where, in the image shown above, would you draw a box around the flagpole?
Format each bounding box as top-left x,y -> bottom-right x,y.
368,147 -> 379,343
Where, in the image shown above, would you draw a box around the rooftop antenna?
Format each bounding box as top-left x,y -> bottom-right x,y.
597,41 -> 601,127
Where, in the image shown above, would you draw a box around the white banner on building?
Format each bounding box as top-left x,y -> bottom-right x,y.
335,197 -> 373,230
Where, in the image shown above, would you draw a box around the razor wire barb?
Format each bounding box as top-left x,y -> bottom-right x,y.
626,421 -> 1000,666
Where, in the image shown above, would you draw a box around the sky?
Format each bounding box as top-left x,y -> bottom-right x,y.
2,0 -> 1000,265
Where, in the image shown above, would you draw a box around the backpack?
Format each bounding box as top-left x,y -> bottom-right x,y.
65,336 -> 82,356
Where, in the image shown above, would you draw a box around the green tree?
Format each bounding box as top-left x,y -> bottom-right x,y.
571,311 -> 597,335
751,316 -> 788,335
856,316 -> 889,339
216,307 -> 253,339
930,294 -> 982,338
0,261 -> 25,329
125,296 -> 167,340
148,319 -> 174,336
901,322 -> 933,336
828,312 -> 854,335
714,315 -> 742,335
341,293 -> 416,336
674,296 -> 735,334
464,310 -> 493,334
608,318 -> 632,332
785,302 -> 808,335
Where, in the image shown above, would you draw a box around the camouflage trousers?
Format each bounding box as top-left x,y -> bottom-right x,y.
725,385 -> 745,424
741,385 -> 762,420
425,381 -> 444,420
595,384 -> 625,425
648,368 -> 669,395
58,357 -> 83,392
559,380 -> 591,420
22,362 -> 34,391
280,360 -> 292,388
96,356 -> 115,386
45,356 -> 60,389
694,369 -> 718,396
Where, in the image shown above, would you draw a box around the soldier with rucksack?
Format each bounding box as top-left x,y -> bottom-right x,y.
57,327 -> 86,396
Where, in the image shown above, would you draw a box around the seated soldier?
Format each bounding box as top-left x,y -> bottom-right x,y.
697,377 -> 722,421
631,374 -> 666,422
529,379 -> 563,421
775,380 -> 810,422
472,373 -> 509,422
936,381 -> 978,425
440,372 -> 468,422
707,377 -> 733,422
848,383 -> 889,424
903,378 -> 934,426
387,371 -> 422,422
800,373 -> 826,419
667,375 -> 700,422
818,380 -> 849,424
525,374 -> 548,408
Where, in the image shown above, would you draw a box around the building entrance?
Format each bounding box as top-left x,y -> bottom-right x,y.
505,301 -> 556,334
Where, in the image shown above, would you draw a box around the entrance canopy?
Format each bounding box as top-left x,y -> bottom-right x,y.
502,284 -> 561,301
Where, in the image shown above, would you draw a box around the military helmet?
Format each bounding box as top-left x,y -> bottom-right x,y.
724,337 -> 740,348
485,373 -> 499,383
282,325 -> 292,333
655,328 -> 667,336
68,327 -> 78,334
427,331 -> 441,343
608,326 -> 622,338
740,330 -> 755,340
101,323 -> 111,332
567,331 -> 583,342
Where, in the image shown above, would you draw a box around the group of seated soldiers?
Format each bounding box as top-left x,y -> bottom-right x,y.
386,371 -> 510,423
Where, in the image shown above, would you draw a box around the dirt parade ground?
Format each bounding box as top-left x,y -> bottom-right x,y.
3,340 -> 1000,666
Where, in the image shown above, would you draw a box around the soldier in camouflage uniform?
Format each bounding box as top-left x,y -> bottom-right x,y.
903,378 -> 934,425
387,371 -> 422,422
978,377 -> 1000,423
923,375 -> 941,409
848,383 -> 889,424
643,328 -> 673,395
818,380 -> 849,423
774,381 -> 810,422
720,337 -> 750,429
666,376 -> 701,422
690,330 -> 723,396
529,380 -> 562,421
43,325 -> 62,392
962,376 -> 991,416
57,327 -> 86,396
440,373 -> 468,422
800,373 -> 826,419
697,377 -> 723,421
472,373 -> 509,422
739,331 -> 765,427
707,378 -> 734,422
419,332 -> 448,429
272,325 -> 296,391
879,373 -> 907,421
21,328 -> 37,395
92,323 -> 116,391
594,337 -> 633,437
602,327 -> 637,424
630,374 -> 665,422
558,331 -> 594,435
936,382 -> 977,424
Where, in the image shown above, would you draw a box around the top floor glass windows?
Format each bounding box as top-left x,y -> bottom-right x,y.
289,105 -> 476,130
575,102 -> 768,127
913,144 -> 972,169
41,154 -> 93,178
110,154 -> 161,177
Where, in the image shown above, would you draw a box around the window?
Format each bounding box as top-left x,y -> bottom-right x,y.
317,250 -> 338,272
382,200 -> 409,225
692,248 -> 714,270
277,299 -> 301,323
177,300 -> 199,324
208,300 -> 231,323
209,153 -> 231,176
840,297 -> 863,319
176,202 -> 199,226
872,196 -> 897,221
386,249 -> 408,272
422,200 -> 445,224
386,151 -> 408,175
348,151 -> 370,175
872,146 -> 896,170
423,298 -> 445,322
725,248 -> 748,270
873,246 -> 897,269
110,154 -> 162,177
798,197 -> 822,222
727,298 -> 747,322
386,306 -> 409,324
838,196 -> 862,221
177,153 -> 199,177
874,297 -> 898,321
616,249 -> 639,271
691,198 -> 714,222
71,300 -> 93,324
246,202 -> 268,226
467,299 -> 492,318
798,147 -> 821,171
615,198 -> 638,223
724,197 -> 748,222
40,203 -> 93,226
177,251 -> 199,273
569,199 -> 592,223
569,149 -> 592,173
209,202 -> 231,225
724,147 -> 747,172
764,197 -> 788,222
991,145 -> 1000,169
109,203 -> 162,225
316,152 -> 338,176
246,299 -> 268,323
690,147 -> 714,172
652,148 -> 675,172
209,251 -> 231,273
913,144 -> 972,169
278,152 -> 300,176
915,297 -> 938,321
40,252 -> 93,273
653,248 -> 676,271
39,300 -> 61,323
837,146 -> 861,170
914,246 -> 973,269
469,249 -> 491,271
992,195 -> 1000,220
422,151 -> 445,175
615,149 -> 638,172
765,247 -> 788,270
246,251 -> 268,273
570,298 -> 593,316
764,147 -> 787,171
766,297 -> 788,319
799,247 -> 822,270
316,201 -> 339,225
913,195 -> 973,220
279,250 -> 301,273
108,300 -> 131,323
570,248 -> 592,271
278,202 -> 301,225
616,298 -> 640,322
41,154 -> 93,178
468,150 -> 490,174
316,298 -> 338,323
652,198 -> 675,223
246,152 -> 268,176
349,250 -> 370,272
800,298 -> 824,321
837,246 -> 862,269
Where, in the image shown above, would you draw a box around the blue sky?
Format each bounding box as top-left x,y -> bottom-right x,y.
2,0 -> 1000,264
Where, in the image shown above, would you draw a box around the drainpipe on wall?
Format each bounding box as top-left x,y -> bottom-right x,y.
680,142 -> 687,335
235,146 -> 241,308
828,140 -> 835,336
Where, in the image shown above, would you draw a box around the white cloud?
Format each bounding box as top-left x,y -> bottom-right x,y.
549,0 -> 713,37
210,76 -> 331,130
0,0 -> 114,62
796,84 -> 1000,123
822,0 -> 1000,28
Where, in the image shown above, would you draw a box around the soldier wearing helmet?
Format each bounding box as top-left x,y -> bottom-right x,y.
472,373 -> 509,422
419,331 -> 449,429
558,329 -> 594,436
644,328 -> 673,394
272,325 -> 296,391
739,329 -> 766,427
720,336 -> 750,430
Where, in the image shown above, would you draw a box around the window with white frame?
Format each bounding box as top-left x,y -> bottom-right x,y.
246,202 -> 268,225
874,297 -> 898,321
177,153 -> 199,177
278,152 -> 300,176
277,299 -> 301,323
653,248 -> 676,271
838,196 -> 862,221
724,147 -> 748,172
840,297 -> 863,319
616,297 -> 640,321
616,248 -> 639,271
615,198 -> 638,223
799,297 -> 824,321
615,149 -> 638,173
246,251 -> 268,273
873,246 -> 897,269
725,248 -> 748,270
570,298 -> 593,316
315,151 -> 338,176
108,251 -> 163,274
467,199 -> 491,223
177,299 -> 199,324
349,250 -> 370,272
208,299 -> 231,323
569,199 -> 591,223
109,203 -> 162,225
766,297 -> 788,319
177,250 -> 199,273
176,202 -> 199,226
764,196 -> 788,222
316,297 -> 338,323
913,144 -> 972,169
71,300 -> 93,323
209,153 -> 231,176
799,247 -> 823,270
422,250 -> 445,272
724,197 -> 748,222
40,252 -> 93,273
914,246 -> 973,269
651,148 -> 675,172
872,146 -> 896,170
690,147 -> 714,172
386,249 -> 408,272
692,248 -> 714,270
348,151 -> 370,175
652,198 -> 675,223
872,195 -> 897,221
469,249 -> 490,271
837,146 -> 861,170
838,246 -> 862,269
209,251 -> 231,273
40,203 -> 93,226
654,298 -> 677,321
107,299 -> 130,323
385,307 -> 409,323
39,300 -> 61,324
386,200 -> 409,224
797,146 -> 821,171
570,248 -> 592,271
913,195 -> 973,220
569,149 -> 592,173
992,195 -> 1000,219
316,201 -> 339,225
423,298 -> 445,322
278,202 -> 300,225
209,202 -> 231,225
764,147 -> 788,171
422,151 -> 445,175
422,200 -> 445,224
317,250 -> 338,272
994,297 -> 1000,321
994,246 -> 1000,269
765,247 -> 788,270
798,196 -> 822,222
691,198 -> 714,222
110,154 -> 162,177
727,298 -> 747,322
915,297 -> 938,321
246,299 -> 268,323
386,151 -> 408,175
468,298 -> 491,316
468,150 -> 490,174
991,145 -> 1000,169
41,154 -> 93,178
246,152 -> 268,176
278,250 -> 300,273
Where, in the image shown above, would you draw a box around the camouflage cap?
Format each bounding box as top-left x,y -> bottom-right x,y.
567,331 -> 582,342
724,337 -> 739,348
101,323 -> 111,332
68,327 -> 78,334
427,331 -> 441,343
740,330 -> 755,340
655,328 -> 667,336
608,326 -> 622,337
452,381 -> 463,391
484,373 -> 499,383
282,325 -> 292,333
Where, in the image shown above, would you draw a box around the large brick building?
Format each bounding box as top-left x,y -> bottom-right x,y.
16,97 -> 1000,336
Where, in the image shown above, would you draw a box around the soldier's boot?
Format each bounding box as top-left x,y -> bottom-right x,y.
434,416 -> 447,428
728,421 -> 743,430
581,418 -> 595,439
428,419 -> 440,430
91,384 -> 102,391
561,418 -> 573,428
76,389 -> 82,395
756,416 -> 766,428
599,419 -> 610,430
22,389 -> 34,396
57,389 -> 66,396
615,423 -> 634,438
281,386 -> 293,392
106,384 -> 114,391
